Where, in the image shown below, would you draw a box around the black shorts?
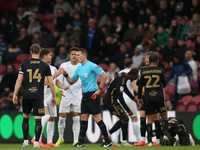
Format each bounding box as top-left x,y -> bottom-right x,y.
22,98 -> 45,116
81,91 -> 101,115
145,100 -> 167,115
139,96 -> 146,111
104,102 -> 125,117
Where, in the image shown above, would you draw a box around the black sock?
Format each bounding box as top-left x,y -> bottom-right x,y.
121,119 -> 129,141
154,120 -> 161,140
162,118 -> 168,136
22,118 -> 29,140
35,119 -> 42,142
147,123 -> 152,143
109,120 -> 122,134
140,117 -> 146,138
78,121 -> 88,144
97,120 -> 110,143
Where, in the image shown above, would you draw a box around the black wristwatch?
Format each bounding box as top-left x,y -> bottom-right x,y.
98,87 -> 102,90
63,73 -> 69,78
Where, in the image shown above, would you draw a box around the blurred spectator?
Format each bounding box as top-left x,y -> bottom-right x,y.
162,37 -> 177,65
123,20 -> 136,42
32,32 -> 41,44
67,38 -> 77,51
80,18 -> 105,63
12,21 -> 23,40
55,37 -> 68,55
174,0 -> 192,18
166,54 -> 192,109
56,8 -> 71,32
157,25 -> 169,48
137,8 -> 146,25
37,0 -> 54,14
176,38 -> 188,58
72,12 -> 82,30
109,1 -> 119,21
29,11 -> 41,25
12,7 -> 29,29
176,17 -> 189,40
61,24 -> 80,43
40,26 -> 53,48
101,26 -> 109,37
51,29 -> 60,48
12,28 -> 32,54
27,18 -> 41,36
72,2 -> 80,16
103,18 -> 115,34
132,24 -> 146,50
0,0 -> 7,18
194,35 -> 200,61
157,0 -> 172,28
0,63 -> 17,97
168,19 -> 178,37
94,7 -> 107,28
142,24 -> 158,50
105,62 -> 119,84
0,34 -> 7,64
79,0 -> 90,18
144,6 -> 154,28
185,50 -> 198,81
186,13 -> 200,41
0,93 -> 19,111
149,15 -> 158,29
132,44 -> 145,68
120,1 -> 136,24
54,46 -> 70,68
112,44 -> 133,70
0,18 -> 11,43
189,0 -> 200,18
169,0 -> 176,16
103,34 -> 119,64
53,0 -> 73,21
113,16 -> 127,42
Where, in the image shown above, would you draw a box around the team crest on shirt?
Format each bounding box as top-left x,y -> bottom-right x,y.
84,73 -> 88,78
120,86 -> 124,92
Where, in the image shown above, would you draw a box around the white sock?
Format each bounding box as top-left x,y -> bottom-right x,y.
141,136 -> 146,142
24,140 -> 29,143
132,122 -> 141,142
156,139 -> 160,144
58,116 -> 66,140
47,121 -> 54,144
112,129 -> 120,143
189,134 -> 195,146
40,115 -> 50,140
121,140 -> 127,143
72,116 -> 80,143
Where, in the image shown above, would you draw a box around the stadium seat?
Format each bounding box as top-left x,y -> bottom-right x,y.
186,101 -> 197,111
124,41 -> 132,50
117,41 -> 121,45
37,13 -> 44,21
165,84 -> 175,98
0,64 -> 7,76
16,54 -> 28,63
176,101 -> 186,111
13,62 -> 21,71
197,103 -> 200,110
101,85 -> 108,96
0,97 -> 9,109
43,21 -> 56,31
155,52 -> 163,62
181,95 -> 193,105
44,13 -> 54,22
98,63 -> 109,72
192,95 -> 200,105
97,75 -> 101,85
185,40 -> 195,51
162,62 -> 170,70
7,2 -> 18,12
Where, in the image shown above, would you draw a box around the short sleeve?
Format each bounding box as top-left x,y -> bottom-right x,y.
46,65 -> 52,76
92,64 -> 104,76
72,67 -> 79,81
19,63 -> 24,75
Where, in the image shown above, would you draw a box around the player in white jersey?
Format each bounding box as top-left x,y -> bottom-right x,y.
110,58 -> 140,146
55,47 -> 82,147
31,48 -> 69,147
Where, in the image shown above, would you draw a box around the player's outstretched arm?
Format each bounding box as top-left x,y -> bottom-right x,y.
13,74 -> 23,105
63,70 -> 77,85
47,76 -> 57,107
56,79 -> 70,90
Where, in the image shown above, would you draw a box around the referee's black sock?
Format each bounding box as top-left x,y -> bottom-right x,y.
97,120 -> 110,143
109,120 -> 122,134
35,119 -> 42,142
154,120 -> 161,140
22,118 -> 29,140
162,118 -> 168,136
140,117 -> 146,138
121,118 -> 129,141
78,121 -> 88,144
147,123 -> 152,143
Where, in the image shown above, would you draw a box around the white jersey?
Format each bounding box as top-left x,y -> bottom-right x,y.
58,61 -> 82,99
44,65 -> 57,102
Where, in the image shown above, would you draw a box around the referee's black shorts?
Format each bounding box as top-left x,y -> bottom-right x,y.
22,98 -> 45,116
81,91 -> 101,115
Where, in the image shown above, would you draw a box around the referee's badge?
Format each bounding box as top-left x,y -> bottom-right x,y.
120,86 -> 124,92
84,73 -> 88,78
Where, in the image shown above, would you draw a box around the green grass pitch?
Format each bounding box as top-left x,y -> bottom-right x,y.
0,143 -> 199,150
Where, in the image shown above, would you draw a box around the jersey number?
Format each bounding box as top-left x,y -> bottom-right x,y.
27,69 -> 42,82
144,75 -> 160,88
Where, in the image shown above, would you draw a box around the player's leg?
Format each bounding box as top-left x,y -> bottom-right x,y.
189,134 -> 195,146
109,117 -> 120,146
131,116 -> 141,142
146,114 -> 154,146
153,113 -> 161,146
72,112 -> 80,145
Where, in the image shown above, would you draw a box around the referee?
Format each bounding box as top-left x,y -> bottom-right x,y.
63,48 -> 111,147
13,44 -> 56,148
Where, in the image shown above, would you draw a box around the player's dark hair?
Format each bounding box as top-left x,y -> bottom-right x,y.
128,68 -> 138,75
149,53 -> 159,63
30,44 -> 41,54
40,48 -> 51,59
78,48 -> 88,56
69,47 -> 79,53
124,58 -> 133,68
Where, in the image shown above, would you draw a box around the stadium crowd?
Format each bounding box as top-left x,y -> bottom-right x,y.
0,0 -> 200,111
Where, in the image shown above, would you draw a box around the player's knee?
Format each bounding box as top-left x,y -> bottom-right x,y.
120,113 -> 128,121
59,113 -> 67,118
92,114 -> 102,123
49,117 -> 55,121
131,116 -> 138,122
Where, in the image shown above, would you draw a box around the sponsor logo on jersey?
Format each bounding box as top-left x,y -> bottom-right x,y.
84,73 -> 88,78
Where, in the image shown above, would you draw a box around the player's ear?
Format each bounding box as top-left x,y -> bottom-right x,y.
30,51 -> 32,55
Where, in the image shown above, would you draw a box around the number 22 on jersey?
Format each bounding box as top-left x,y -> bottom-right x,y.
27,69 -> 42,82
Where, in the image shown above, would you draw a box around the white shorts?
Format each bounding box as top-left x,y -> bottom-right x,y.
123,93 -> 138,117
59,97 -> 81,113
44,101 -> 57,117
